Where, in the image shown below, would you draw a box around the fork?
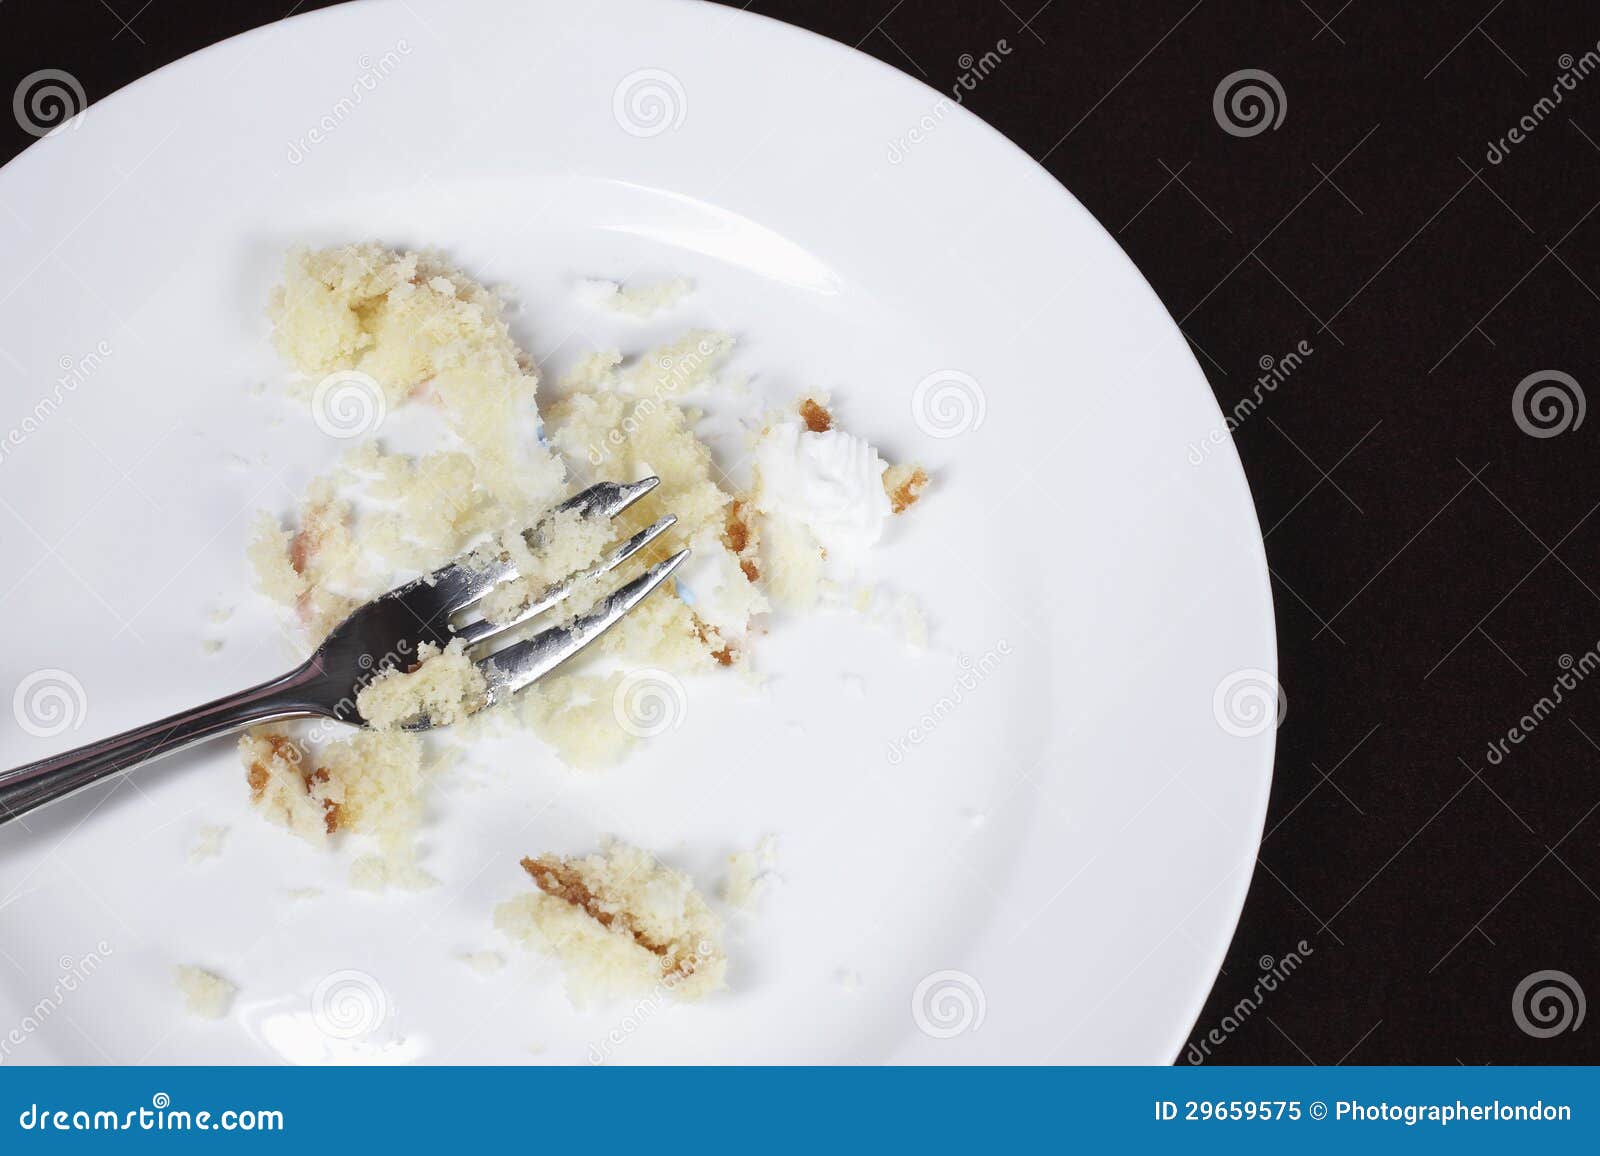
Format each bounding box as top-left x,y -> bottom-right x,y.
0,478 -> 686,826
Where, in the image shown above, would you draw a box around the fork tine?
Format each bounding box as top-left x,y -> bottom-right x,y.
558,477 -> 662,521
477,549 -> 690,703
401,477 -> 664,617
452,513 -> 678,647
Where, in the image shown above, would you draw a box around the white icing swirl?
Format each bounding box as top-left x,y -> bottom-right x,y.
754,421 -> 891,556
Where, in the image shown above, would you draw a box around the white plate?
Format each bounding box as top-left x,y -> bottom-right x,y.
0,0 -> 1275,1063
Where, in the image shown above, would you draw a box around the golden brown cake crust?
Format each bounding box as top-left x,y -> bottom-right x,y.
521,855 -> 702,979
885,464 -> 930,514
798,396 -> 834,432
722,499 -> 761,583
245,734 -> 341,833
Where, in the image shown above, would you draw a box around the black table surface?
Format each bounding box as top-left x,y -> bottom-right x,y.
4,0 -> 1596,1065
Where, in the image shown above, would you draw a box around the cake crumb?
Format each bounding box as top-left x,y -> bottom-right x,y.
836,968 -> 863,992
579,277 -> 692,317
519,672 -> 639,770
724,501 -> 761,583
241,727 -> 430,872
189,824 -> 228,864
174,965 -> 236,1020
350,854 -> 438,892
460,951 -> 506,976
241,730 -> 330,842
495,841 -> 725,1005
476,505 -> 613,625
247,512 -> 309,607
883,463 -> 929,514
798,396 -> 833,433
268,243 -> 561,512
722,835 -> 780,910
356,639 -> 488,729
201,639 -> 224,655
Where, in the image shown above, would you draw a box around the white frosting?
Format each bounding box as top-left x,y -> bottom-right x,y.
674,528 -> 768,638
753,422 -> 891,556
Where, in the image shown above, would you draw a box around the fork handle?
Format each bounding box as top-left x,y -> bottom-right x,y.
0,664 -> 323,827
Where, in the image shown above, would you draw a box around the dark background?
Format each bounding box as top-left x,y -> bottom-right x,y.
4,0 -> 1597,1064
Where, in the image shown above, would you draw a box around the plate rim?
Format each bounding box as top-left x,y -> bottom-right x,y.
0,0 -> 1279,1064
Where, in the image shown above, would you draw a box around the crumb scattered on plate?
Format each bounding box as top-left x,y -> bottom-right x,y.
495,841 -> 725,1005
460,950 -> 506,976
240,728 -> 433,882
722,834 -> 780,910
174,965 -> 236,1019
238,243 -> 931,988
188,824 -> 228,864
349,854 -> 438,893
579,277 -> 692,317
356,639 -> 487,730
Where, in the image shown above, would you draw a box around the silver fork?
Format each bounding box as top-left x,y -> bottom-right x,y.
0,478 -> 686,826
